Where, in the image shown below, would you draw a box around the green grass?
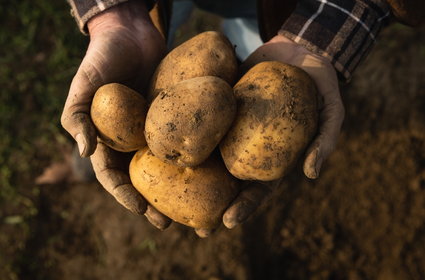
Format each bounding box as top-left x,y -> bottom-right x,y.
0,2 -> 87,278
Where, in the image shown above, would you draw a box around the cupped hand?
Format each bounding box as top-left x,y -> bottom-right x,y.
61,1 -> 171,229
240,34 -> 345,180
195,34 -> 345,237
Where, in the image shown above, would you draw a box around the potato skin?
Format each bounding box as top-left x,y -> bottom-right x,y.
91,83 -> 148,152
148,31 -> 238,101
220,61 -> 318,181
145,76 -> 236,167
129,147 -> 240,229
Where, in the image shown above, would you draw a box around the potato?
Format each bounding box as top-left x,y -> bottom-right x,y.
220,61 -> 318,181
129,147 -> 240,229
145,76 -> 236,167
91,83 -> 148,152
148,31 -> 238,101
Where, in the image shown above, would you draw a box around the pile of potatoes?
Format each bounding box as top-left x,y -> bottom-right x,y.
90,31 -> 318,230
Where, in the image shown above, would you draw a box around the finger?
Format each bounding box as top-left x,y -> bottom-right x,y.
144,205 -> 172,230
61,35 -> 133,157
303,97 -> 345,179
223,180 -> 279,229
194,228 -> 214,238
293,54 -> 345,179
91,142 -> 147,214
61,60 -> 104,157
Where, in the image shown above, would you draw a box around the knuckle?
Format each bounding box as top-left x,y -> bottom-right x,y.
323,99 -> 345,124
112,183 -> 127,195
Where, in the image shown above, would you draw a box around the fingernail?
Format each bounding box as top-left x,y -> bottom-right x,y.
304,149 -> 319,179
223,206 -> 249,229
309,166 -> 318,179
195,228 -> 213,238
76,134 -> 86,157
223,212 -> 236,229
145,208 -> 171,230
224,217 -> 237,229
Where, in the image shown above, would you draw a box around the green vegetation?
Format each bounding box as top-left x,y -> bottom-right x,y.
0,2 -> 87,278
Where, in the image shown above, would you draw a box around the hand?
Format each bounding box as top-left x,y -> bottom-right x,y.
196,34 -> 345,237
240,34 -> 345,179
61,1 -> 171,229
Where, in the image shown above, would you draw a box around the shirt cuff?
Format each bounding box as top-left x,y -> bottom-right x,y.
67,0 -> 155,35
279,0 -> 391,81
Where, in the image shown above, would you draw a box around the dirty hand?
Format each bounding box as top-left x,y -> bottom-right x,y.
195,34 -> 345,237
61,1 -> 171,229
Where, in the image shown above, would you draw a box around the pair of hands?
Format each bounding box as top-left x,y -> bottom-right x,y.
61,1 -> 344,237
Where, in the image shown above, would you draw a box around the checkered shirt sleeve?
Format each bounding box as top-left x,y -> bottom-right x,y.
67,0 -> 154,34
280,0 -> 391,81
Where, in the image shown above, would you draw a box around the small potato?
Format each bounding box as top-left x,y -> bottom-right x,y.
129,147 -> 240,229
145,76 -> 236,167
220,61 -> 318,181
91,83 -> 148,152
148,31 -> 238,101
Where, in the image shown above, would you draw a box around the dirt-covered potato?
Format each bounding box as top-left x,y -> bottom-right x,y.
148,31 -> 238,101
129,147 -> 240,229
220,61 -> 318,181
90,83 -> 148,152
145,76 -> 236,167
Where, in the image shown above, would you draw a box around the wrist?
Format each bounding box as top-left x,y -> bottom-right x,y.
87,1 -> 150,36
267,34 -> 334,68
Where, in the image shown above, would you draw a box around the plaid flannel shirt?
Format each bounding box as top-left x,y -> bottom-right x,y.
280,0 -> 390,80
67,0 -> 391,81
67,0 -> 154,33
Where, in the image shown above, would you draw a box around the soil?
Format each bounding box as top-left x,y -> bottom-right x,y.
16,23 -> 425,280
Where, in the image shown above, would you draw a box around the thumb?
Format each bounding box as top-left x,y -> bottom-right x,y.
296,54 -> 344,179
303,96 -> 344,179
61,61 -> 101,157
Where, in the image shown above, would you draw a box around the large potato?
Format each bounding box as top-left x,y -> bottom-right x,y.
148,31 -> 238,101
220,61 -> 318,181
91,83 -> 148,152
145,76 -> 236,167
129,147 -> 240,229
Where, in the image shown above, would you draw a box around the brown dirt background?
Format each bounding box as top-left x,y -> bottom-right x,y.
11,10 -> 425,280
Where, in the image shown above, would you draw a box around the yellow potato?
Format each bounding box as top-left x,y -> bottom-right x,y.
91,83 -> 148,152
220,61 -> 318,181
145,76 -> 236,167
129,147 -> 240,229
148,31 -> 238,101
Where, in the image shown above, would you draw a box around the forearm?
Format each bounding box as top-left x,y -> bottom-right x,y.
67,0 -> 155,34
279,0 -> 391,81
